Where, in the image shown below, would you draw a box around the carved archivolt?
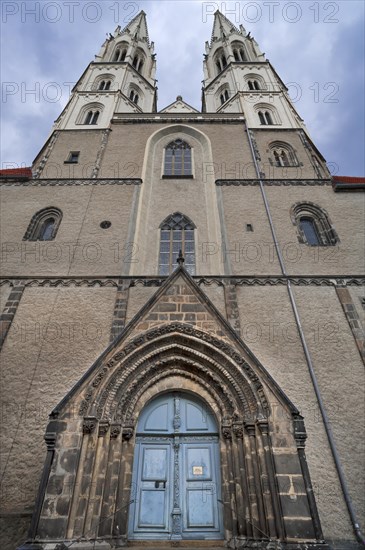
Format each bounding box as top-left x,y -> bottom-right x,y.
78,324 -> 270,425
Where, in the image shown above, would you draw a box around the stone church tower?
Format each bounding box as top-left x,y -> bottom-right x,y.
0,10 -> 364,550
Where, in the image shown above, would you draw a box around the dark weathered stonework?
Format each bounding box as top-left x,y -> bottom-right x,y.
20,269 -> 329,549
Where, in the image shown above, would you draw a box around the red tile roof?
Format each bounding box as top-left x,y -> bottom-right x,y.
333,176 -> 365,184
0,167 -> 32,178
332,175 -> 365,191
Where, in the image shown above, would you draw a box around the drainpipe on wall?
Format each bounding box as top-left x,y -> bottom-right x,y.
244,121 -> 365,546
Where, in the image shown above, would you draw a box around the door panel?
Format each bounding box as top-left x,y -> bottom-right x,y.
187,489 -> 215,527
128,394 -> 223,540
132,443 -> 171,535
186,446 -> 212,480
182,442 -> 221,535
139,490 -> 166,528
142,447 -> 168,480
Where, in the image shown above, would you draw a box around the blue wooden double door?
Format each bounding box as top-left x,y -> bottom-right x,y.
128,393 -> 223,540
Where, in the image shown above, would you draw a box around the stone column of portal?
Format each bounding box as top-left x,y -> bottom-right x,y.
233,421 -> 250,537
84,421 -> 110,537
222,419 -> 238,540
257,420 -> 283,539
113,425 -> 135,544
231,422 -> 247,536
245,423 -> 266,539
99,424 -> 122,538
171,395 -> 182,540
66,417 -> 98,538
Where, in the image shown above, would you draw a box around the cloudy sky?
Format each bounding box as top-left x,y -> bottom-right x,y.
1,0 -> 364,175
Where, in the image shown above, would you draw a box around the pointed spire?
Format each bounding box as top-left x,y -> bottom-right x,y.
120,10 -> 150,45
210,10 -> 244,44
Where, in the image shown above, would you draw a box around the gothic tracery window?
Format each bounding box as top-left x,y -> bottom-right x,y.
291,203 -> 339,246
258,110 -> 273,125
84,110 -> 100,125
270,142 -> 298,167
159,213 -> 196,275
163,139 -> 192,177
23,207 -> 63,241
113,47 -> 127,62
233,47 -> 246,62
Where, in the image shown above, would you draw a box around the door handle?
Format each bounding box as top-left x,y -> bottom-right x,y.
154,480 -> 166,489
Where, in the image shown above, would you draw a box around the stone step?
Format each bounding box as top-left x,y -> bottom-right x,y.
128,542 -> 225,549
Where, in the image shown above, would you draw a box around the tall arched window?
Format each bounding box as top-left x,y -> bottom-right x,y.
233,47 -> 246,62
84,110 -> 100,125
129,90 -> 139,104
248,80 -> 260,90
98,80 -> 111,91
299,217 -> 321,246
258,110 -> 274,125
220,89 -> 229,105
163,139 -> 192,177
113,47 -> 127,62
23,207 -> 62,241
215,49 -> 227,74
291,202 -> 339,246
159,213 -> 196,275
132,51 -> 145,73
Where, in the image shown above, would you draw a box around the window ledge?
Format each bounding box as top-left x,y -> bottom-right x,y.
64,161 -> 79,164
162,175 -> 194,180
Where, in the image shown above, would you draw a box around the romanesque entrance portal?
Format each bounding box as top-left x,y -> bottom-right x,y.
128,392 -> 224,541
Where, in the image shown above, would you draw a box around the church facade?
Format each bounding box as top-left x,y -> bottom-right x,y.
0,10 -> 364,550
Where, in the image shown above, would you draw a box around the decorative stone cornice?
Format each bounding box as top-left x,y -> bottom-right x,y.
0,178 -> 142,187
112,114 -> 245,124
216,179 -> 332,186
1,276 -> 364,288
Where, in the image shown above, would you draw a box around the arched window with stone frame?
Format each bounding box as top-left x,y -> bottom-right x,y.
112,44 -> 128,62
269,142 -> 299,167
77,103 -> 104,126
256,104 -> 279,126
248,79 -> 260,91
23,207 -> 63,241
291,202 -> 339,246
84,110 -> 100,125
163,139 -> 192,178
217,85 -> 230,107
232,43 -> 247,62
132,49 -> 145,73
159,212 -> 196,275
129,90 -> 139,104
93,74 -> 115,92
98,80 -> 111,91
215,48 -> 228,74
